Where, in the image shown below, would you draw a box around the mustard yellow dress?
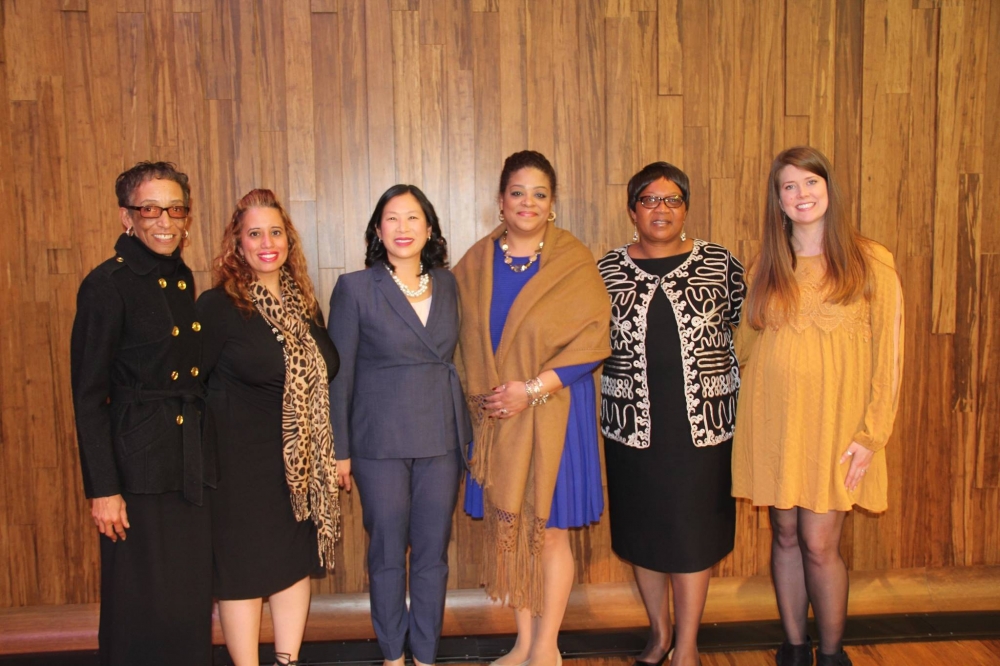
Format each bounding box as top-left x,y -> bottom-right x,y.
731,243 -> 903,513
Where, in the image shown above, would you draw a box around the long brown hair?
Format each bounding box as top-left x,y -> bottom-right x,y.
744,146 -> 871,329
212,189 -> 320,320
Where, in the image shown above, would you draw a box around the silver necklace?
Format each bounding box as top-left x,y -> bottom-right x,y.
387,263 -> 429,297
500,230 -> 544,273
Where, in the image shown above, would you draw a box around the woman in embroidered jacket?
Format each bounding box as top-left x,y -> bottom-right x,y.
198,189 -> 341,666
598,162 -> 745,666
455,151 -> 611,666
732,147 -> 903,666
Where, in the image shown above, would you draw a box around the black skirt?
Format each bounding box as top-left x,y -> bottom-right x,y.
99,490 -> 213,666
605,254 -> 736,574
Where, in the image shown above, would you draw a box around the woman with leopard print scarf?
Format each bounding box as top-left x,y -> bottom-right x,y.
198,189 -> 341,666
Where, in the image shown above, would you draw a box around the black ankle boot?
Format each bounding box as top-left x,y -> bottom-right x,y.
816,649 -> 852,666
775,637 -> 813,666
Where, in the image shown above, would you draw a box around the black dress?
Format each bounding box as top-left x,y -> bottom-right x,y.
604,253 -> 736,573
197,287 -> 339,599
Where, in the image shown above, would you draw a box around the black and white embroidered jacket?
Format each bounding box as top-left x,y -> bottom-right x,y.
598,240 -> 745,448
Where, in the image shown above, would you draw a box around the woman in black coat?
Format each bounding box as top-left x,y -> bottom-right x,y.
198,189 -> 340,666
70,161 -> 216,666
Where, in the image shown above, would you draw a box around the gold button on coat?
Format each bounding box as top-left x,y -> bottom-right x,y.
171,326 -> 180,337
116,257 -> 124,263
171,371 -> 179,381
176,415 -> 184,425
177,280 -> 187,290
190,367 -> 199,377
191,322 -> 202,332
158,278 -> 168,288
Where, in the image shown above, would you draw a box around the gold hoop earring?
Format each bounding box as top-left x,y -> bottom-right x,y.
499,211 -> 505,223
182,229 -> 189,239
547,211 -> 557,223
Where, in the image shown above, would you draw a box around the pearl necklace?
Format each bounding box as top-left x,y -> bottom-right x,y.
387,263 -> 430,298
500,230 -> 544,273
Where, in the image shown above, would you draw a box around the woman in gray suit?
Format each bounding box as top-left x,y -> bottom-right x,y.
329,184 -> 471,666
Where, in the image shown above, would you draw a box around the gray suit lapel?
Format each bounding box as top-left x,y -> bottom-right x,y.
373,263 -> 442,357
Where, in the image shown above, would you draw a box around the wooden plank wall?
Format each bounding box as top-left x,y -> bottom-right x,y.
0,0 -> 996,608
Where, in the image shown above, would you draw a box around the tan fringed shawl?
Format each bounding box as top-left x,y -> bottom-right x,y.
453,223 -> 611,615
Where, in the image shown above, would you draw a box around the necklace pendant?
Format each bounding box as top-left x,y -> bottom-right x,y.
500,230 -> 544,273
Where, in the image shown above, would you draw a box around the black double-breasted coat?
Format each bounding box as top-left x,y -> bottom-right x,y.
71,233 -> 217,501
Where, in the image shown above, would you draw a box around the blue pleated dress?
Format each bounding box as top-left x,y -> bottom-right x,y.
463,241 -> 604,529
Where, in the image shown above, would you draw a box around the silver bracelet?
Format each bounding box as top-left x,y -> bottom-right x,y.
525,377 -> 550,407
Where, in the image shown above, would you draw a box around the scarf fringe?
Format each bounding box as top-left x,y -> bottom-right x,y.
481,498 -> 546,616
467,393 -> 496,488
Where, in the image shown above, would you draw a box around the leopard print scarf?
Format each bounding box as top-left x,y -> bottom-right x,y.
250,269 -> 341,568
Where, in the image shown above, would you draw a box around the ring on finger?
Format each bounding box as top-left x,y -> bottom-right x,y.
500,408 -> 508,416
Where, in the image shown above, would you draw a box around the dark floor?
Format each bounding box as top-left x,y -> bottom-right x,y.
4,611 -> 999,665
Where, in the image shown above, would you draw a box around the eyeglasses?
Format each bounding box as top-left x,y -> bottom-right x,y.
638,195 -> 685,209
124,205 -> 191,219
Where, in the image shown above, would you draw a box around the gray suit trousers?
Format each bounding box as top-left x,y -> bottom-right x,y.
352,451 -> 462,663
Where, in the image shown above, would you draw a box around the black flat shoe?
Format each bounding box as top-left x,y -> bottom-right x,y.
775,637 -> 813,666
815,649 -> 852,666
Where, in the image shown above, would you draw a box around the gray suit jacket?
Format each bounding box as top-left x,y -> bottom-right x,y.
328,264 -> 472,460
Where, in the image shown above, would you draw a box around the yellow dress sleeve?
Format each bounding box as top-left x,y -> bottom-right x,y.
852,246 -> 904,452
733,319 -> 759,367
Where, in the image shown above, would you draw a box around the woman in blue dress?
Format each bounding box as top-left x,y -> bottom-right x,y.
455,151 -> 611,666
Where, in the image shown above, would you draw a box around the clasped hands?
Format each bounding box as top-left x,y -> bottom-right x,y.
484,381 -> 530,419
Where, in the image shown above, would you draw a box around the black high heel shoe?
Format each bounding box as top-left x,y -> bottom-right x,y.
633,632 -> 675,666
775,636 -> 813,666
274,652 -> 299,666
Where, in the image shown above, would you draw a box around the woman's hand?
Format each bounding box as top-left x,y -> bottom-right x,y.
484,381 -> 530,419
91,494 -> 130,542
840,442 -> 874,492
336,458 -> 352,492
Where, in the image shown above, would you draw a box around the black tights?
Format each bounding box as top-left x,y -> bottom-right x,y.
769,507 -> 848,656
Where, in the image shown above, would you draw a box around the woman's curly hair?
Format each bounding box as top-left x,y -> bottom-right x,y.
212,189 -> 320,321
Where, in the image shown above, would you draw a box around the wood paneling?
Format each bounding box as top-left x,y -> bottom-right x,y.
0,0 -> 997,612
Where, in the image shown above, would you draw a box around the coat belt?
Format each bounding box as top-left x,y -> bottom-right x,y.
111,385 -> 207,505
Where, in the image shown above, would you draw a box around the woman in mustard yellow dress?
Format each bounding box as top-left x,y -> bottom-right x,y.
732,146 -> 903,666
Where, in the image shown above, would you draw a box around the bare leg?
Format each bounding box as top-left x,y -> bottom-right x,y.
219,598 -> 263,666
769,507 -> 809,646
269,576 -> 312,663
797,508 -> 848,656
631,565 -> 672,663
669,569 -> 712,666
493,607 -> 533,665
528,527 -> 574,666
